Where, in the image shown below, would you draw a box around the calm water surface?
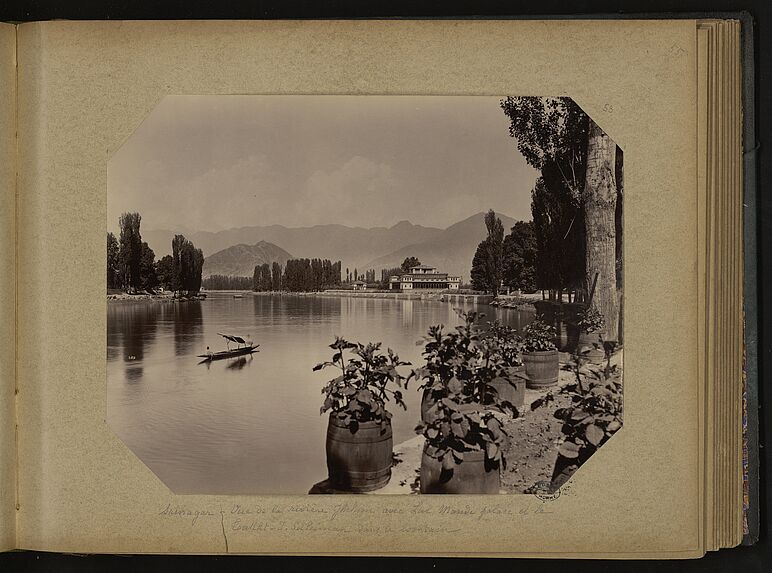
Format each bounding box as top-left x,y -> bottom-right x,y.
107,293 -> 533,494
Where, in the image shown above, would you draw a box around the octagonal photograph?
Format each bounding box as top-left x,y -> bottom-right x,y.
106,95 -> 623,495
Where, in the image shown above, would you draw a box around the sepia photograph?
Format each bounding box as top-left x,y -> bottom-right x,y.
106,95 -> 624,495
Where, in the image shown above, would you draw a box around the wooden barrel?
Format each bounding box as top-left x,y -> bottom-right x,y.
577,332 -> 605,364
523,350 -> 559,388
419,445 -> 500,494
488,368 -> 525,407
326,414 -> 393,492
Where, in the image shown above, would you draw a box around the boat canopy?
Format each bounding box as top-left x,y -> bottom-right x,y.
217,333 -> 247,344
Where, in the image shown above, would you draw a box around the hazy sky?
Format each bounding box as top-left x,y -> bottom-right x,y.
108,95 -> 538,233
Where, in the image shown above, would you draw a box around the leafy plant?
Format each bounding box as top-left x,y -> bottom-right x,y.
522,315 -> 557,352
551,352 -> 623,479
577,305 -> 604,335
314,338 -> 410,432
485,321 -> 523,368
409,311 -> 519,472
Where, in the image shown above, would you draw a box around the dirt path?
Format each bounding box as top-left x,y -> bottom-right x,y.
500,390 -> 573,493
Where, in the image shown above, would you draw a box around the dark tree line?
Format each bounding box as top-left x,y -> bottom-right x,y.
252,258 -> 342,292
470,214 -> 539,295
203,275 -> 253,290
253,263 -> 274,292
107,211 -> 204,296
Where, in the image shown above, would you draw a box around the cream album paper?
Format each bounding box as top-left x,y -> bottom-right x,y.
9,20 -> 708,557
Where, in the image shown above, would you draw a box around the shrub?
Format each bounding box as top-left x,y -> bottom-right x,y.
409,311 -> 518,471
314,337 -> 410,432
522,315 -> 557,352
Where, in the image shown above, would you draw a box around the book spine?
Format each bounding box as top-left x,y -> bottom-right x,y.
0,22 -> 18,553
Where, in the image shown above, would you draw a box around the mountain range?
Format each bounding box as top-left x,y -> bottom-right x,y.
363,212 -> 516,279
146,212 -> 519,282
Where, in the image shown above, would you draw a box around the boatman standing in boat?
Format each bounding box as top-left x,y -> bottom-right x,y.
206,346 -> 213,359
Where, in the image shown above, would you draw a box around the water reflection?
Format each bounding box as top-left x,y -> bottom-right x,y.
170,301 -> 203,357
226,355 -> 253,370
106,301 -> 160,382
107,292 -> 534,494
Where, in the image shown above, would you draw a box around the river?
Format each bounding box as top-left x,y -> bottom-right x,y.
106,292 -> 534,494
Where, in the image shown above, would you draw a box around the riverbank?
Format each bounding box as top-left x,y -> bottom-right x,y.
258,289 -> 497,305
371,371 -> 576,495
107,292 -> 205,303
371,349 -> 624,495
489,293 -> 540,310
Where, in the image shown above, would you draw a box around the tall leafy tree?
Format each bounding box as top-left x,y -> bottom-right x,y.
139,242 -> 158,291
470,239 -> 490,292
106,232 -> 120,289
501,96 -> 622,337
171,234 -> 204,295
272,262 -> 283,291
156,255 -> 174,290
502,221 -> 537,292
118,212 -> 143,291
483,210 -> 504,296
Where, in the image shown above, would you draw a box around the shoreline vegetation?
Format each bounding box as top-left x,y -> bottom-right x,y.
107,288 -> 539,311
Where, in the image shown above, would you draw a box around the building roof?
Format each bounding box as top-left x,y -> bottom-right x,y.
410,265 -> 437,270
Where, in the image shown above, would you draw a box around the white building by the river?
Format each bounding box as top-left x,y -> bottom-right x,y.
388,265 -> 461,291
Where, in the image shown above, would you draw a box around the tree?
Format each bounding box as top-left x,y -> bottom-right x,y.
272,262 -> 283,291
171,234 -> 204,295
501,96 -> 623,330
118,212 -> 143,291
483,210 -> 504,296
502,221 -> 537,292
139,242 -> 158,291
400,256 -> 421,273
156,255 -> 174,290
530,175 -> 584,297
203,275 -> 252,290
500,96 -> 589,196
106,232 -> 120,289
583,121 -> 619,340
470,239 -> 490,292
171,234 -> 187,294
253,263 -> 272,291
380,267 -> 403,288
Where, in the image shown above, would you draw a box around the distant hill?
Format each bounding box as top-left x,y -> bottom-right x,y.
202,241 -> 293,278
143,220 -> 443,271
363,212 -> 518,282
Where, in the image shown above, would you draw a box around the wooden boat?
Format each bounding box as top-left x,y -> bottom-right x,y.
197,344 -> 259,361
198,333 -> 259,361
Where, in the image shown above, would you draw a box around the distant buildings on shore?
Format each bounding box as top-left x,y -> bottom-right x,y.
388,265 -> 461,292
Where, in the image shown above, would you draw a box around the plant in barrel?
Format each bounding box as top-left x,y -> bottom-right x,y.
575,304 -> 605,363
521,315 -> 560,388
484,321 -> 526,407
314,337 -> 410,492
409,311 -> 518,494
